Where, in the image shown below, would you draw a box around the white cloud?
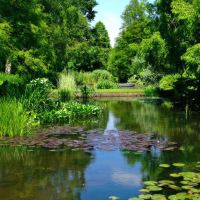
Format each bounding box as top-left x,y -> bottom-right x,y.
112,170 -> 141,187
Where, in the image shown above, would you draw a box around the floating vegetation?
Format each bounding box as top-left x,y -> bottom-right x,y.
172,163 -> 185,167
170,173 -> 182,178
112,161 -> 200,200
146,186 -> 162,192
144,181 -> 157,186
0,127 -> 178,153
159,164 -> 170,168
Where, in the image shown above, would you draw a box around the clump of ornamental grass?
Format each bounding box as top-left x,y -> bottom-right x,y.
0,99 -> 36,137
58,72 -> 77,101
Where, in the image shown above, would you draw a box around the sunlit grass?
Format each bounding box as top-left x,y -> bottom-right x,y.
96,89 -> 144,93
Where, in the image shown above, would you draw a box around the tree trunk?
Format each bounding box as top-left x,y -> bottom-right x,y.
5,58 -> 11,74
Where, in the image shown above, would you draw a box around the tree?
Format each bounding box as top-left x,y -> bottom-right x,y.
92,21 -> 110,48
0,0 -> 98,78
0,21 -> 12,72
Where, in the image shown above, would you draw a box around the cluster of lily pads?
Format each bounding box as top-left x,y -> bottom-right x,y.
0,127 -> 178,153
109,161 -> 200,200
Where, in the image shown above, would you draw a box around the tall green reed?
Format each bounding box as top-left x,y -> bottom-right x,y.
0,99 -> 35,137
58,72 -> 77,101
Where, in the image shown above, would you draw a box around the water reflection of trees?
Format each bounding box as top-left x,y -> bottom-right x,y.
104,101 -> 200,147
0,147 -> 93,200
123,146 -> 200,183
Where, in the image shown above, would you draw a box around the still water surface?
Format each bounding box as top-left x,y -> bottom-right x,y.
0,99 -> 200,200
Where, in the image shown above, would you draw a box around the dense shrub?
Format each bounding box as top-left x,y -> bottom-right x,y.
80,85 -> 95,99
0,73 -> 24,97
128,75 -> 144,87
92,69 -> 115,82
0,99 -> 36,137
144,86 -> 158,97
159,74 -> 181,91
96,80 -> 118,89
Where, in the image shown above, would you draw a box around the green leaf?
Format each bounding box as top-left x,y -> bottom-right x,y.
144,181 -> 157,186
172,163 -> 185,167
159,164 -> 170,168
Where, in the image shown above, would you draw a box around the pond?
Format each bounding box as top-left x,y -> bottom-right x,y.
0,98 -> 200,200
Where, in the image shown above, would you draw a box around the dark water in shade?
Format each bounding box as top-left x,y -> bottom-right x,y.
0,98 -> 200,200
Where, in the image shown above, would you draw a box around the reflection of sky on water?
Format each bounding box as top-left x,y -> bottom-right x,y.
82,150 -> 142,200
112,168 -> 141,187
105,111 -> 120,131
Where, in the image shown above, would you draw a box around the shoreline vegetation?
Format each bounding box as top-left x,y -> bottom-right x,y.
0,0 -> 200,199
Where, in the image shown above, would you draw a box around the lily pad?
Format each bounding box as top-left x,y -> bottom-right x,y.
168,193 -> 189,200
146,186 -> 163,192
169,185 -> 181,190
170,173 -> 182,178
158,180 -> 175,186
140,189 -> 150,193
144,181 -> 157,186
181,185 -> 194,190
139,194 -> 152,199
159,164 -> 170,168
151,194 -> 166,200
172,163 -> 185,167
180,180 -> 189,185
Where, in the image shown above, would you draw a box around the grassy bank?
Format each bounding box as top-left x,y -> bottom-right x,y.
96,89 -> 144,93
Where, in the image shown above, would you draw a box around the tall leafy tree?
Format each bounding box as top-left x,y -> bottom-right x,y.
92,21 -> 110,48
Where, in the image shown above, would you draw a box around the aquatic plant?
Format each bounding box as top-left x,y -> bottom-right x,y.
125,161 -> 200,200
0,99 -> 36,137
39,102 -> 102,124
23,78 -> 55,113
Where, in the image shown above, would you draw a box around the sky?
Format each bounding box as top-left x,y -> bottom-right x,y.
93,0 -> 153,47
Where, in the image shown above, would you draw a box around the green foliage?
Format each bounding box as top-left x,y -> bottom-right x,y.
58,89 -> 73,102
92,69 -> 115,82
67,42 -> 110,71
23,78 -> 55,113
107,48 -> 132,82
0,73 -> 22,85
74,71 -> 95,86
11,50 -> 47,79
0,21 -> 12,67
96,80 -> 118,89
128,75 -> 144,87
126,161 -> 200,200
182,44 -> 200,74
144,86 -> 158,97
0,0 -> 107,78
58,72 -> 77,100
39,102 -> 102,124
92,21 -> 110,48
74,70 -> 117,90
0,73 -> 24,97
137,32 -> 168,73
0,99 -> 36,137
159,74 -> 181,91
80,85 -> 95,99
